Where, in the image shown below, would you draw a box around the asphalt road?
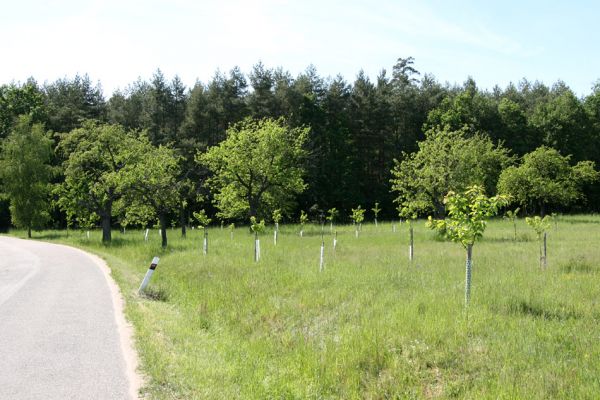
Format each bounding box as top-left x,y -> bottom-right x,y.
0,236 -> 138,399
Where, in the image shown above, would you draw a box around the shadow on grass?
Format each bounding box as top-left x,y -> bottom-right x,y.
560,257 -> 598,274
483,234 -> 533,243
505,299 -> 580,321
140,286 -> 169,302
34,232 -> 67,240
563,218 -> 600,225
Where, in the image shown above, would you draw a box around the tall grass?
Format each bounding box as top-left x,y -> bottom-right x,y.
12,216 -> 600,399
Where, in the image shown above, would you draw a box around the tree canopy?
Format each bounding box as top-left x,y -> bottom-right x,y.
0,115 -> 53,237
56,121 -> 140,241
3,59 -> 600,232
497,146 -> 598,214
391,126 -> 512,217
199,117 -> 308,219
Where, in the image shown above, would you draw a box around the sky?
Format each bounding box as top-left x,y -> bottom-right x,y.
1,0 -> 599,96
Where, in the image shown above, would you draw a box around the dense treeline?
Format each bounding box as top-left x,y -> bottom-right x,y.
1,57 -> 600,232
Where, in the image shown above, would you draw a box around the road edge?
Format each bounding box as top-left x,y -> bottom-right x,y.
54,243 -> 145,400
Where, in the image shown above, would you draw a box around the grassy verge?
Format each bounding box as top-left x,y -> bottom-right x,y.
11,216 -> 600,399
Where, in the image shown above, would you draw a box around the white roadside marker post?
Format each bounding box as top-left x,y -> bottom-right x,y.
203,229 -> 208,255
158,229 -> 161,237
144,228 -> 149,241
138,256 -> 160,294
86,231 -> 90,239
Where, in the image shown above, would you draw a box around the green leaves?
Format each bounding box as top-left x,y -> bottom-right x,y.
427,185 -> 509,247
326,207 -> 339,222
272,209 -> 282,224
250,216 -> 265,234
0,115 -> 53,235
56,121 -> 139,231
350,206 -> 365,224
391,126 -> 512,217
199,117 -> 308,219
504,207 -> 520,222
497,146 -> 599,212
193,210 -> 211,228
372,202 -> 381,219
525,215 -> 552,239
299,210 -> 308,226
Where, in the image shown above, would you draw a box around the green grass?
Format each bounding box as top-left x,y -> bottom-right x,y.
10,216 -> 600,399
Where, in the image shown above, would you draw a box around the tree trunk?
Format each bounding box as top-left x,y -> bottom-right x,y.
180,204 -> 187,238
465,244 -> 473,307
159,213 -> 168,248
101,212 -> 111,243
27,226 -> 31,239
248,199 -> 258,219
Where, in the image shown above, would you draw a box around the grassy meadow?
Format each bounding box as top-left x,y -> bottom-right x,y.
10,215 -> 600,399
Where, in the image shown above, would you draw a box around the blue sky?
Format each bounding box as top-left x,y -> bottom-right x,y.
1,0 -> 598,96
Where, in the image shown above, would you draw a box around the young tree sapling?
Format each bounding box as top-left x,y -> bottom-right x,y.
526,215 -> 552,269
427,185 -> 508,307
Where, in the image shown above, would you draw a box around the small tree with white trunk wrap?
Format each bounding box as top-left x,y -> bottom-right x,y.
299,210 -> 308,237
427,185 -> 508,307
326,207 -> 339,232
250,216 -> 265,262
350,206 -> 365,238
398,204 -> 419,262
193,210 -> 211,255
372,202 -> 381,227
526,215 -> 551,269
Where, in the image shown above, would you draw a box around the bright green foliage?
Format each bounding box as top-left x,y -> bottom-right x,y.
299,210 -> 308,226
428,185 -> 509,306
504,207 -> 520,240
0,81 -> 46,137
504,208 -> 520,222
193,210 -> 212,228
391,126 -> 512,216
372,202 -> 381,220
0,115 -> 53,237
326,207 -> 339,223
427,185 -> 509,248
397,202 -> 419,221
272,209 -> 282,224
526,215 -> 552,240
250,216 -> 265,234
497,146 -> 598,214
121,138 -> 182,248
56,120 -> 140,242
350,206 -> 365,225
199,118 -> 308,219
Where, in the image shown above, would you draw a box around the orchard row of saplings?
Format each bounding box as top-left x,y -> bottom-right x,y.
136,186 -> 554,308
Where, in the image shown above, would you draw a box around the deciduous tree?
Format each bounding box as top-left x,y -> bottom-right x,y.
0,115 -> 53,237
199,118 -> 308,219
